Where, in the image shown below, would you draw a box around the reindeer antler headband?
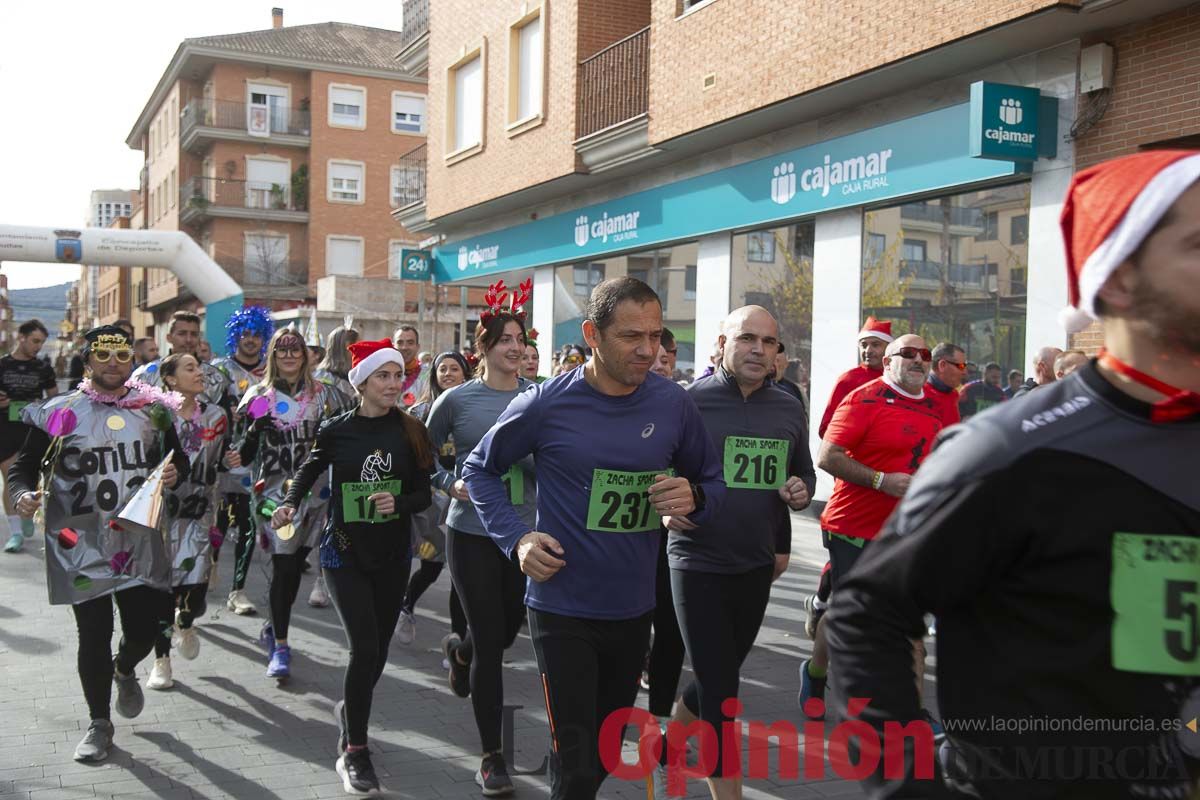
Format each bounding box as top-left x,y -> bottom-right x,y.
480,278 -> 533,324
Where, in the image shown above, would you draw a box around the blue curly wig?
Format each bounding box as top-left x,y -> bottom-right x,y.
224,306 -> 275,358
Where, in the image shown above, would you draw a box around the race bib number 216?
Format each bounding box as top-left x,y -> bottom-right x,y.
1110,532 -> 1200,675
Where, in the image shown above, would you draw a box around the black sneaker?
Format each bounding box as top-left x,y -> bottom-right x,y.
441,634 -> 471,698
334,699 -> 347,754
476,752 -> 514,796
336,749 -> 382,795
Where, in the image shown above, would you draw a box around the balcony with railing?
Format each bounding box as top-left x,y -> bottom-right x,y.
180,176 -> 310,225
392,144 -> 429,230
577,27 -> 650,140
900,204 -> 984,230
180,98 -> 311,153
900,260 -> 986,289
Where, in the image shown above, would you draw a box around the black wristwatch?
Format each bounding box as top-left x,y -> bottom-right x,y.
689,482 -> 706,514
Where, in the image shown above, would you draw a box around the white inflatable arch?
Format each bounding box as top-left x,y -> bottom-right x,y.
0,225 -> 244,336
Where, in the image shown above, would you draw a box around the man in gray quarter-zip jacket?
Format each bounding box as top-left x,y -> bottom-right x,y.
656,305 -> 815,798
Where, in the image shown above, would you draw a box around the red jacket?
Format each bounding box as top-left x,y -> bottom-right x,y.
818,365 -> 883,438
925,376 -> 962,428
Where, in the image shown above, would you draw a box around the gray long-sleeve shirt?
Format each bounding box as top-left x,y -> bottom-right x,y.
425,377 -> 537,536
670,368 -> 816,573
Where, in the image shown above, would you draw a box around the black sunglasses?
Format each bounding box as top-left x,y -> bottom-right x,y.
891,347 -> 932,362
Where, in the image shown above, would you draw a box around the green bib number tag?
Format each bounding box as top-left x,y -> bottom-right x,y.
8,401 -> 30,423
1110,532 -> 1200,675
586,469 -> 664,533
502,464 -> 524,505
723,436 -> 787,490
342,479 -> 402,524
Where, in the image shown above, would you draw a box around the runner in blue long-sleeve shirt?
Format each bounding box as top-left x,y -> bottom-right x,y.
463,277 -> 725,800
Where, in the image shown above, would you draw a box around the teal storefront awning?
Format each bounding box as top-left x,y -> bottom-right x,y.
433,101 -> 1032,283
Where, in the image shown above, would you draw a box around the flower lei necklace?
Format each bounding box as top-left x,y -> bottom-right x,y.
176,400 -> 205,456
78,377 -> 182,411
263,386 -> 313,433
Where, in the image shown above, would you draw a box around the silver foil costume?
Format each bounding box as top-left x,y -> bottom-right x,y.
164,402 -> 230,587
211,356 -> 262,496
235,381 -> 350,555
23,388 -> 178,605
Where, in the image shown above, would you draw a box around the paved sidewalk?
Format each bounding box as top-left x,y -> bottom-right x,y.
0,515 -> 870,799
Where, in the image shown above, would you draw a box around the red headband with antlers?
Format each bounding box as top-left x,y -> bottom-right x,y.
481,278 -> 533,324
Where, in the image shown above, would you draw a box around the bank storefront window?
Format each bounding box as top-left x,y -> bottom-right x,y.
731,220 -> 815,414
553,242 -> 698,378
862,182 -> 1030,377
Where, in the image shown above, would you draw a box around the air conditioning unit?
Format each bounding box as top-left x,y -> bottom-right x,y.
987,275 -> 999,293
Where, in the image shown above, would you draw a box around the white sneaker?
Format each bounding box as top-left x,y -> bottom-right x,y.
308,576 -> 330,608
395,610 -> 416,645
227,590 -> 256,615
176,626 -> 200,660
146,657 -> 173,690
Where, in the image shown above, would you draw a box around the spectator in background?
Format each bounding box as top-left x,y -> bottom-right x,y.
958,361 -> 1007,420
555,343 -> 588,376
926,342 -> 965,427
817,316 -> 892,438
67,335 -> 87,384
133,338 -> 159,367
419,351 -> 433,367
1003,369 -> 1024,398
771,341 -> 807,412
964,361 -> 979,384
197,340 -> 213,363
1054,349 -> 1089,379
1012,345 -> 1063,399
652,328 -> 677,380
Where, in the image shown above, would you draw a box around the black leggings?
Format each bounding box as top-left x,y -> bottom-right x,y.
269,546 -> 311,641
445,527 -> 526,754
72,585 -> 174,721
647,535 -> 686,718
215,494 -> 254,591
154,583 -> 209,658
672,564 -> 774,778
324,558 -> 411,748
529,608 -> 652,800
402,559 -> 468,638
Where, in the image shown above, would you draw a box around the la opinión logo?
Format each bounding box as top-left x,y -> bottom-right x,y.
599,698 -> 936,795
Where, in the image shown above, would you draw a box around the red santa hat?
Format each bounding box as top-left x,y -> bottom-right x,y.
1059,149 -> 1200,333
857,316 -> 894,343
347,338 -> 405,388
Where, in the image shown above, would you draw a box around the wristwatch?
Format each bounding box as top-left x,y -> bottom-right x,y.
689,482 -> 707,514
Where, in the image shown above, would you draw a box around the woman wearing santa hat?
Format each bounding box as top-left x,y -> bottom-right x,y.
824,150 -> 1200,797
272,338 -> 433,795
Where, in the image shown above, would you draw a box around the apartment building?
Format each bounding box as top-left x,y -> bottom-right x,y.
124,8 -> 427,344
394,0 -> 1200,500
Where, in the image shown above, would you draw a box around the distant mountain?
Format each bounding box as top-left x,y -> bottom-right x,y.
8,283 -> 71,332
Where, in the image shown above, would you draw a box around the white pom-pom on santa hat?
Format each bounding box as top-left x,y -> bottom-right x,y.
1058,150 -> 1200,334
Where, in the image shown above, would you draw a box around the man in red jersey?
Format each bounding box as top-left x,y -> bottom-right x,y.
817,316 -> 892,438
925,342 -> 965,428
799,333 -> 944,723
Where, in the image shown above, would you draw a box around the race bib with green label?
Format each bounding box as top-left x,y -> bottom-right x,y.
586,469 -> 668,533
1111,532 -> 1200,675
502,464 -> 524,505
342,479 -> 403,524
8,401 -> 30,423
723,436 -> 787,489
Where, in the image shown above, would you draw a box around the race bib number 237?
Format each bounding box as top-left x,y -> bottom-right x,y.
1110,532 -> 1200,675
586,469 -> 667,533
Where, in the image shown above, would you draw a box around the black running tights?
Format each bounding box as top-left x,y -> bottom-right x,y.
324,558 -> 411,747
269,546 -> 310,641
72,585 -> 173,721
